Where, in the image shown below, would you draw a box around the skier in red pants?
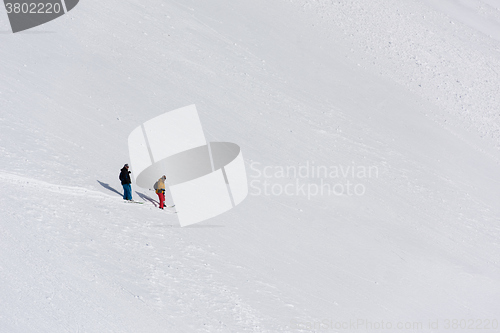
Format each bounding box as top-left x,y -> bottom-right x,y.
155,175 -> 167,209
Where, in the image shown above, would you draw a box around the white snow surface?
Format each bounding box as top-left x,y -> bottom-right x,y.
1,0 -> 500,332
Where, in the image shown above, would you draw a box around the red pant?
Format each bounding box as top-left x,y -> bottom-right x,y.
157,191 -> 165,208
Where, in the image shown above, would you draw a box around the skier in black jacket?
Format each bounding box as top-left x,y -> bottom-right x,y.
119,164 -> 133,200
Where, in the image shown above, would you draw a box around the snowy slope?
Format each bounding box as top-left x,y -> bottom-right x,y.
1,0 -> 500,332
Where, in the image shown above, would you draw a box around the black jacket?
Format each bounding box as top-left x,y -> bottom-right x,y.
119,167 -> 132,185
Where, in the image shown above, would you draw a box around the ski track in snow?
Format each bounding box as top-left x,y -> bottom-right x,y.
0,170 -> 119,199
0,170 -> 309,332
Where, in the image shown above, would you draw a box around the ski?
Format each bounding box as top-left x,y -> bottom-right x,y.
159,207 -> 177,213
124,200 -> 144,204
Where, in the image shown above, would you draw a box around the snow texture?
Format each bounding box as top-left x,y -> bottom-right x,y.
1,0 -> 499,332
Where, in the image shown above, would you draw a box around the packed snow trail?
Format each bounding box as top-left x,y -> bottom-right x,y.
0,170 -> 304,332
